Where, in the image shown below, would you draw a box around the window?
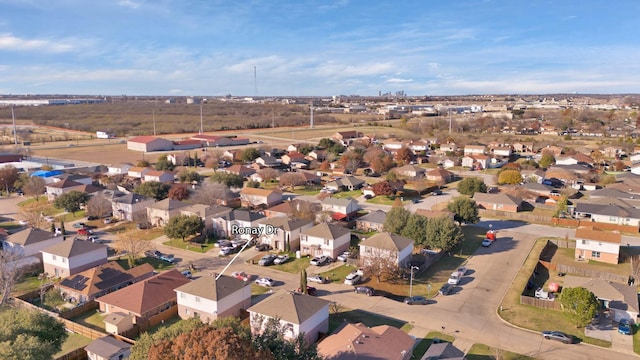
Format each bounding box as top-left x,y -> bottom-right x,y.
52,255 -> 57,261
180,292 -> 185,298
581,240 -> 586,245
324,239 -> 330,246
62,258 -> 66,263
592,251 -> 601,258
195,296 -> 200,303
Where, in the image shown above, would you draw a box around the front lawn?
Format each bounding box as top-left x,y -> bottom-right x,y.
251,283 -> 271,296
466,343 -> 536,360
115,256 -> 176,271
332,190 -> 362,199
318,264 -> 357,284
250,253 -> 311,274
163,238 -> 215,253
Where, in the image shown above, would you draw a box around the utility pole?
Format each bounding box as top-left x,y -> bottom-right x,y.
199,102 -> 204,134
11,106 -> 18,145
310,102 -> 314,129
409,266 -> 419,298
448,107 -> 452,135
152,109 -> 156,136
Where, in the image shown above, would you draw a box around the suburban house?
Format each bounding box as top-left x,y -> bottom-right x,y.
393,165 -> 426,178
45,179 -> 87,200
54,173 -> 93,185
513,142 -> 535,153
464,145 -> 486,155
421,342 -> 466,360
333,131 -> 364,146
96,269 -> 190,333
84,336 -> 132,360
589,188 -> 637,200
321,197 -> 360,221
142,170 -> 174,183
299,222 -> 351,258
556,153 -> 595,167
255,156 -> 280,168
297,171 -> 322,185
574,203 -> 640,226
438,143 -> 457,154
281,152 -> 308,167
324,176 -> 365,192
359,232 -> 414,268
473,193 -> 523,213
220,164 -> 256,178
56,261 -> 155,303
174,274 -> 251,323
562,275 -> 638,322
211,209 -> 265,240
126,136 -> 174,152
111,193 -> 155,222
574,227 -> 621,264
308,149 -> 327,161
263,199 -> 321,219
41,239 -> 108,278
107,163 -> 133,175
2,227 -> 64,257
248,290 -> 331,343
426,168 -> 454,183
257,217 -> 314,252
146,198 -> 189,227
240,187 -> 283,208
317,322 -> 415,360
462,155 -> 490,170
179,204 -> 232,236
126,166 -> 152,179
355,210 -> 387,232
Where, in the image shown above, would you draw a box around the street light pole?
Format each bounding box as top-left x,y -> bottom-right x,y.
409,265 -> 419,298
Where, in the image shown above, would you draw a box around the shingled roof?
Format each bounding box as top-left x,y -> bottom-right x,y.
248,290 -> 330,325
174,274 -> 248,301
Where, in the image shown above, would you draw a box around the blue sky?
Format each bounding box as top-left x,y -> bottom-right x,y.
0,0 -> 639,96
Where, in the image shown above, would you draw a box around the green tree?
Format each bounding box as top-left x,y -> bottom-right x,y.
50,223 -> 56,234
425,216 -> 463,251
239,147 -> 260,162
497,169 -> 522,185
210,172 -> 244,188
178,170 -> 201,183
164,214 -> 204,241
246,180 -> 261,188
155,155 -> 175,171
559,287 -> 599,328
0,309 -> 67,360
53,190 -> 90,215
318,138 -> 337,149
133,181 -> 171,201
298,145 -> 314,155
539,153 -> 555,168
457,177 -> 487,196
447,197 -> 479,224
136,160 -> 150,167
43,288 -> 65,311
59,220 -> 66,235
383,207 -> 410,234
301,269 -> 308,294
253,316 -> 322,360
401,214 -> 428,246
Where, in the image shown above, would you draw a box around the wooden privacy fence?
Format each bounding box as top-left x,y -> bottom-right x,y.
55,348 -> 87,360
552,218 -> 639,233
520,295 -> 562,310
555,263 -> 629,283
478,209 -> 552,223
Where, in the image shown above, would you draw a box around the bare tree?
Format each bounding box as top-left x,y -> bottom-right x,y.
279,173 -> 306,190
86,194 -> 113,218
190,182 -> 236,206
290,200 -> 321,222
257,168 -> 280,183
631,256 -> 640,282
0,250 -> 25,307
112,229 -> 154,268
361,248 -> 399,283
23,176 -> 46,200
19,206 -> 47,229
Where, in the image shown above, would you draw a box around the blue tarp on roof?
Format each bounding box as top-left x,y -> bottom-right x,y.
30,170 -> 63,177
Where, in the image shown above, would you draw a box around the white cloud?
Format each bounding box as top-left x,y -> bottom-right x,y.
0,33 -> 75,53
386,78 -> 413,83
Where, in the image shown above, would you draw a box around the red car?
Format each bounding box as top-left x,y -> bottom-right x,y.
77,228 -> 93,235
231,271 -> 251,282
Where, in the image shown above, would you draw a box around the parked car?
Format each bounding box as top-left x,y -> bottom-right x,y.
145,250 -> 162,259
447,269 -> 465,285
344,272 -> 362,285
337,252 -> 351,262
72,222 -> 86,229
87,215 -> 99,220
439,283 -> 454,296
255,277 -> 275,287
403,296 -> 429,305
258,254 -> 277,266
618,319 -> 633,335
310,255 -> 331,266
220,246 -> 240,256
231,271 -> 251,282
78,228 -> 94,236
218,240 -> 233,248
481,238 -> 493,247
136,222 -> 151,229
255,243 -> 272,251
296,286 -> 317,296
541,331 -> 573,344
535,288 -> 554,300
18,219 -> 29,225
431,189 -> 442,196
87,236 -> 101,243
181,270 -> 193,279
43,216 -> 55,222
354,286 -> 375,296
160,254 -> 176,263
273,254 -> 290,265
231,239 -> 248,248
307,275 -> 328,284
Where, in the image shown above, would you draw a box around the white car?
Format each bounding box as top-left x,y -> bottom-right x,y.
273,254 -> 290,265
255,277 -> 276,287
43,216 -> 55,222
337,251 -> 351,262
18,219 -> 29,225
481,238 -> 493,247
344,272 -> 362,285
307,275 -> 328,284
448,268 -> 466,285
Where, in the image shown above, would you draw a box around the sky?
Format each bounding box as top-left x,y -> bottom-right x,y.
0,0 -> 639,96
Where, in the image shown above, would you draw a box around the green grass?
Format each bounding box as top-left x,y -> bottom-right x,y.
290,186 -> 322,196
466,343 -> 536,360
332,190 -> 362,199
269,255 -> 311,274
54,332 -> 93,358
328,308 -> 406,333
13,274 -> 46,295
138,316 -> 182,339
71,310 -> 106,331
0,222 -> 22,231
163,238 -> 216,253
412,332 -> 456,359
319,264 -> 357,283
115,256 -> 176,271
634,325 -> 640,355
251,283 -> 272,296
17,197 -> 47,207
